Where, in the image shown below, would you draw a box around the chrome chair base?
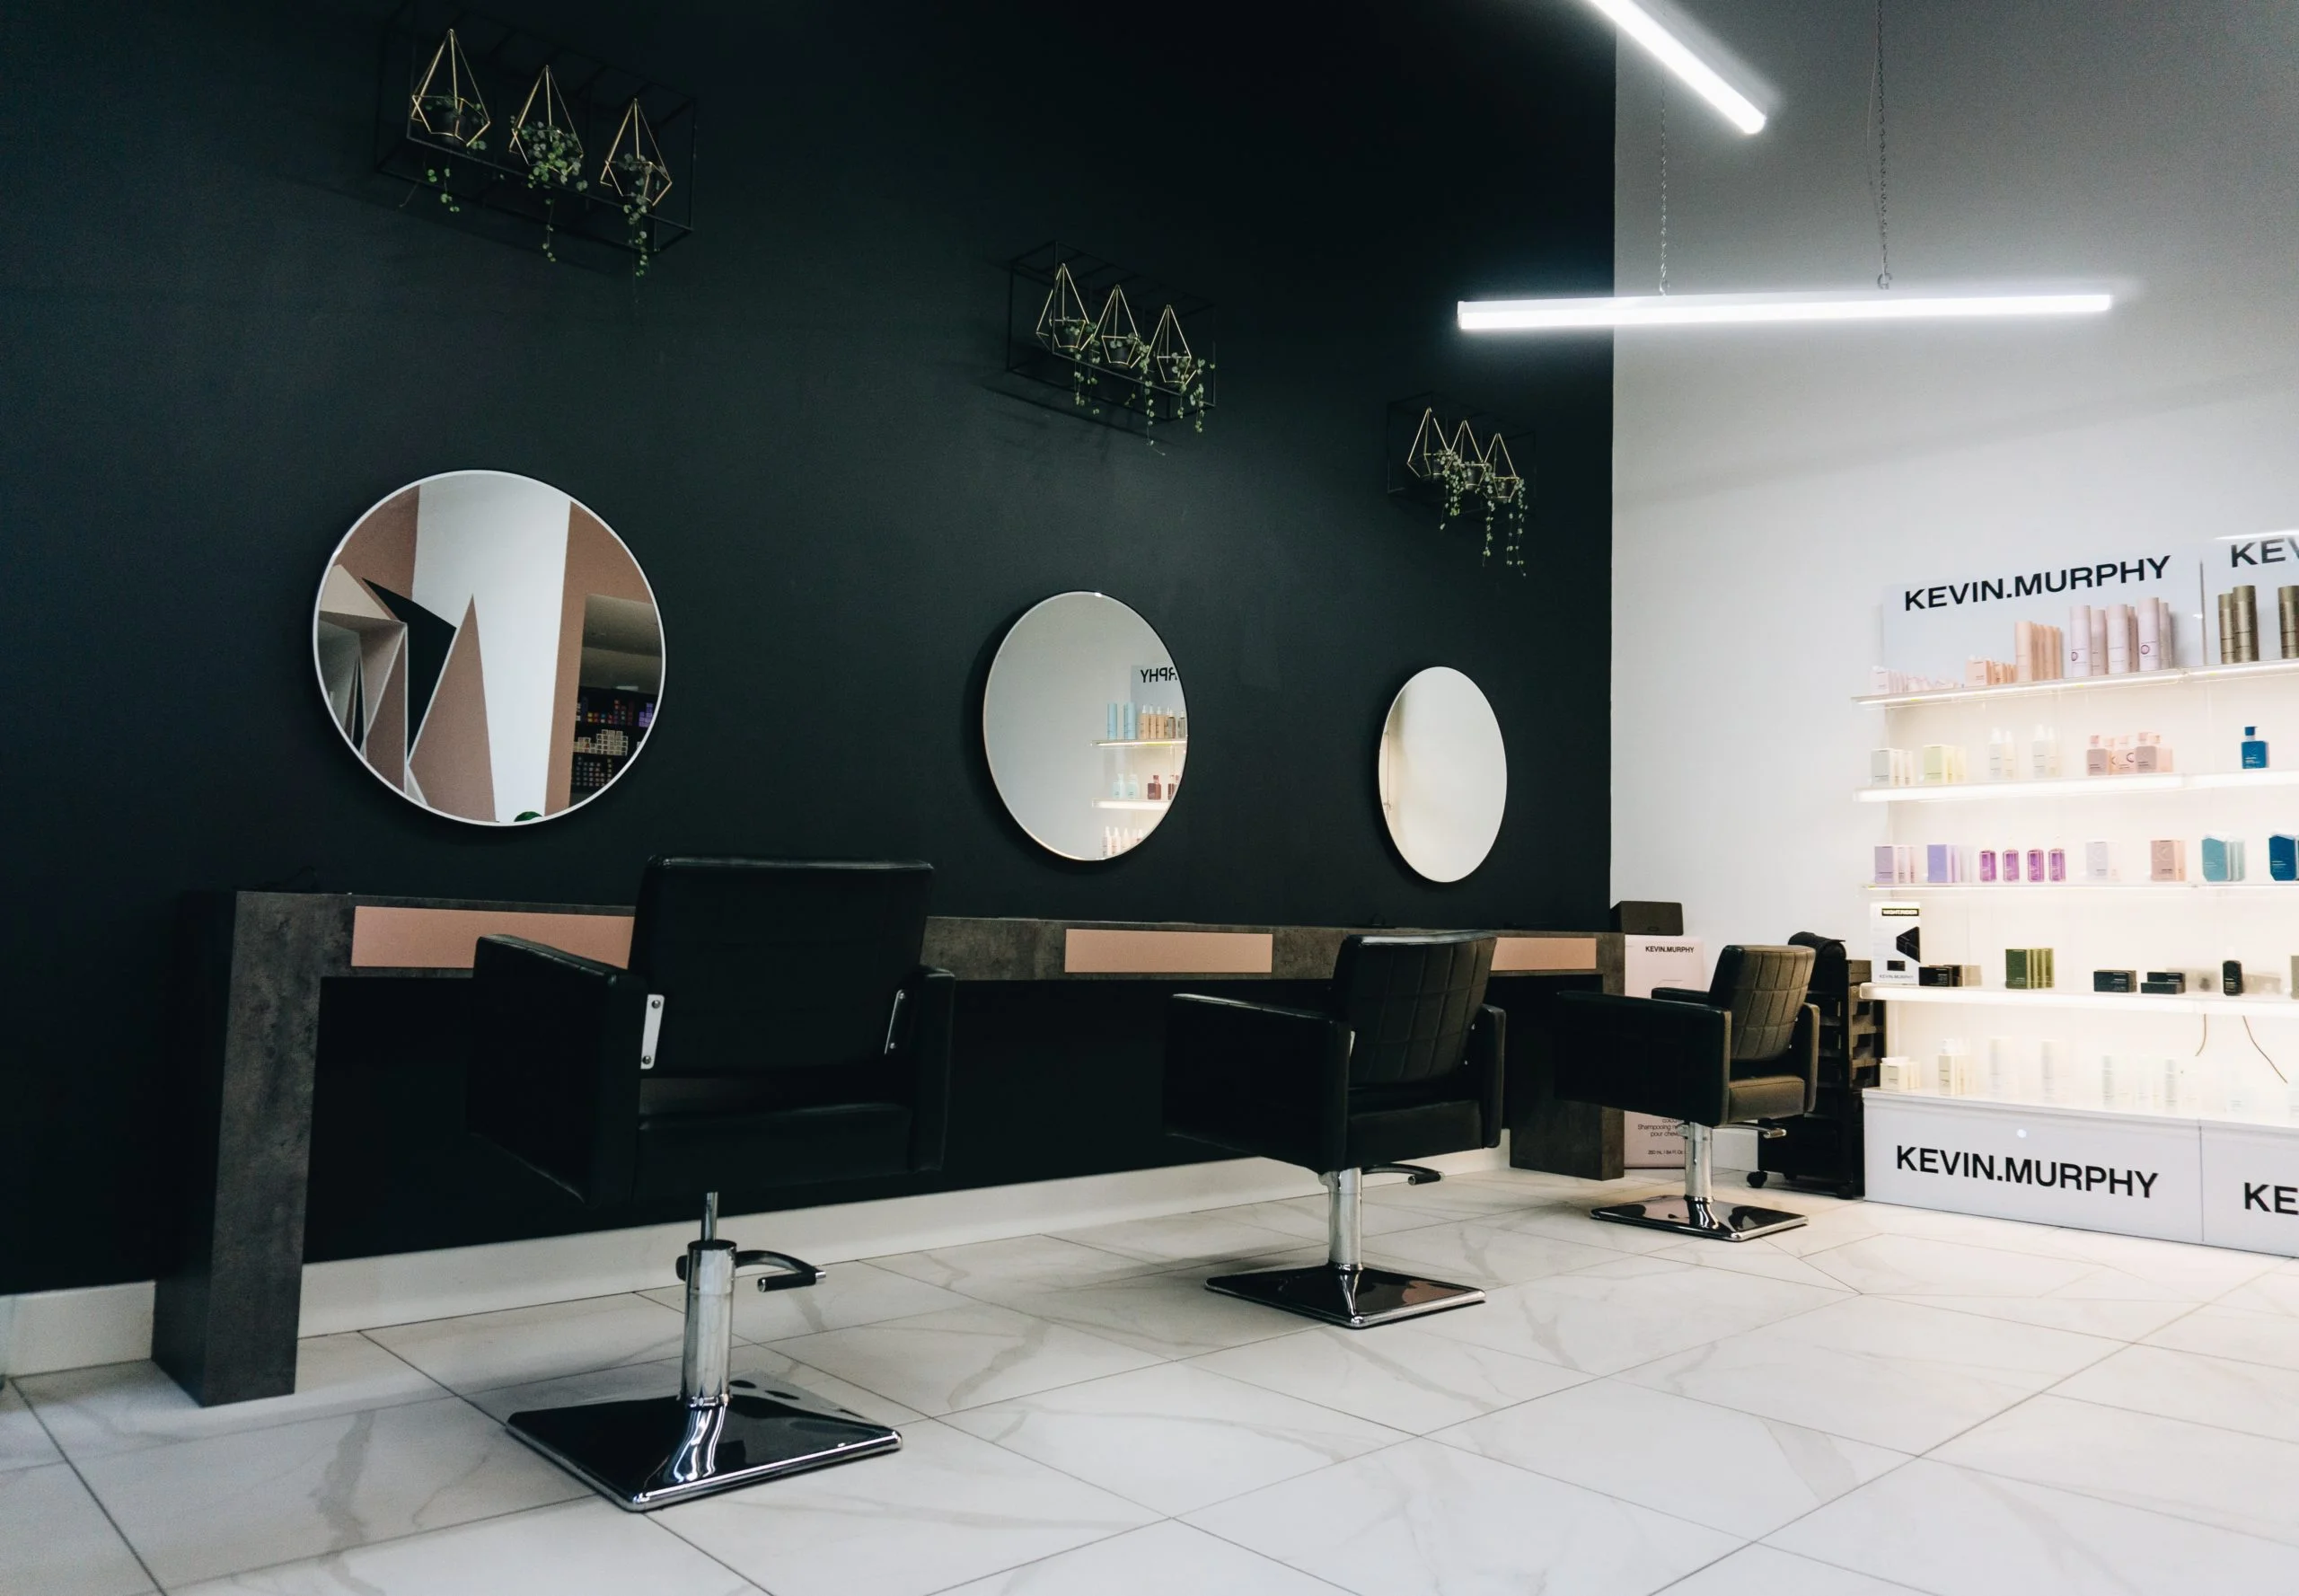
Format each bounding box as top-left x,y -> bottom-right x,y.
1205,1264 -> 1484,1328
508,1375 -> 900,1512
1590,1194 -> 1808,1242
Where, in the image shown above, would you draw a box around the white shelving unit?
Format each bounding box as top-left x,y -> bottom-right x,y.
1854,652 -> 2299,1253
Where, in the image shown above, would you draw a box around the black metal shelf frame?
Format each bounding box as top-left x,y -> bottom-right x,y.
1383,392 -> 1537,569
374,2 -> 698,267
1004,242 -> 1216,438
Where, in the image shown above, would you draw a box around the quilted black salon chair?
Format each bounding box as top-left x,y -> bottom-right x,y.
1552,943 -> 1817,1241
465,858 -> 953,1510
1163,931 -> 1505,1328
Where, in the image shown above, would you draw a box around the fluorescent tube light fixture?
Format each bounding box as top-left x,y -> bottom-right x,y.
1581,0 -> 1766,134
1458,287 -> 2113,332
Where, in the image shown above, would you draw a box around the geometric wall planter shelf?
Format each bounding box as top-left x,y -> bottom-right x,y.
1002,242 -> 1216,440
1384,392 -> 1535,571
374,2 -> 697,271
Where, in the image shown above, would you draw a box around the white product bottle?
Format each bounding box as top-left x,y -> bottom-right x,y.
2031,727 -> 2061,779
2037,1038 -> 2064,1105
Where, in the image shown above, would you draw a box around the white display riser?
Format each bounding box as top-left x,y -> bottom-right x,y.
1864,1091 -> 2299,1257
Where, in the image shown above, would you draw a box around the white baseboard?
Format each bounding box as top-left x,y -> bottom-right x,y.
1,1144 -> 1511,1374
0,1281 -> 154,1379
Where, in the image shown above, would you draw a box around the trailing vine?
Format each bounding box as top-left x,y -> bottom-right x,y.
516,121 -> 586,261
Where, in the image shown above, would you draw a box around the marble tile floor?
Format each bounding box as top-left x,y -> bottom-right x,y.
5,1168 -> 2297,1595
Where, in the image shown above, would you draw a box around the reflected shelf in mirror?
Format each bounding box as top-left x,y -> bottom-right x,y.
982,591 -> 1190,861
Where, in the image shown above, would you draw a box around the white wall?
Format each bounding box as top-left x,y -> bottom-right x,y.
1609,0 -> 2299,947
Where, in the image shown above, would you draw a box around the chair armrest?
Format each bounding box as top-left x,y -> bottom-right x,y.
1164,993 -> 1351,1173
467,935 -> 645,1207
1650,986 -> 1717,1007
1552,989 -> 1731,1126
894,966 -> 956,1173
1469,1004 -> 1506,1148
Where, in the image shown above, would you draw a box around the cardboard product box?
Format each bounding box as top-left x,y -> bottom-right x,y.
1870,902 -> 1922,985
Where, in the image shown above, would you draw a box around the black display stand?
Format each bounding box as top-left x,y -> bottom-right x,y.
1753,957 -> 1882,1197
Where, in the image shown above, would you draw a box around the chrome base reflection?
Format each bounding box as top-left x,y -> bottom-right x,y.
1204,1263 -> 1484,1328
507,1376 -> 900,1512
1590,1194 -> 1808,1242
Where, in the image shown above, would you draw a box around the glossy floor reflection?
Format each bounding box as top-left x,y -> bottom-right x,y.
5,1168 -> 2298,1594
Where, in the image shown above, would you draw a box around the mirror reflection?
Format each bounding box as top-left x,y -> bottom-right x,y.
983,592 -> 1188,860
313,470 -> 664,825
1379,666 -> 1506,882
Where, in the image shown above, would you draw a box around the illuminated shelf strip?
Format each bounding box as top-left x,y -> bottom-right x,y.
1854,770 -> 2299,804
1860,881 -> 2299,894
1857,656 -> 2299,707
1094,798 -> 1172,811
1092,739 -> 1188,748
1859,983 -> 2299,1019
1863,1088 -> 2299,1137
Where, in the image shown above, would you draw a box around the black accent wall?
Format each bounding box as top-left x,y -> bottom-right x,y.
0,0 -> 1615,1295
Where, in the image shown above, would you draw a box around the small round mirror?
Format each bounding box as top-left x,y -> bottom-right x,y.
1378,666 -> 1506,882
983,593 -> 1188,860
313,470 -> 664,825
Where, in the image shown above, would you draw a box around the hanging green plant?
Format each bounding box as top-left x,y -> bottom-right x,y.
1479,434 -> 1528,570
509,67 -> 587,263
601,99 -> 674,280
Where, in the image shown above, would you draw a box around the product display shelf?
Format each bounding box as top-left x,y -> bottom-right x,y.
1095,798 -> 1171,811
1860,983 -> 2299,1018
1856,769 -> 2299,804
1092,738 -> 1187,748
1855,656 -> 2299,708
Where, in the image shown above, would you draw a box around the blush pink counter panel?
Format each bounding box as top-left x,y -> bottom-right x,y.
1493,936 -> 1598,973
350,905 -> 636,969
1063,928 -> 1274,974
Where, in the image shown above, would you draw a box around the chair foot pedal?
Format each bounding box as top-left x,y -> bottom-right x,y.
1590,1195 -> 1807,1242
1205,1264 -> 1484,1328
507,1377 -> 899,1511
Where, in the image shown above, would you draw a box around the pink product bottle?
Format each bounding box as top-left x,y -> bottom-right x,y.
2000,848 -> 2021,882
2027,849 -> 2046,883
2048,848 -> 2067,882
1979,850 -> 1998,883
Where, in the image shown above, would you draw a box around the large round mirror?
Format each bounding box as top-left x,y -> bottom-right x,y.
983,593 -> 1188,860
1379,666 -> 1506,883
313,470 -> 664,825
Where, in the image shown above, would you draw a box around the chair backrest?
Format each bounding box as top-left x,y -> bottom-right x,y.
1707,944 -> 1814,1062
629,858 -> 932,1076
1331,932 -> 1495,1086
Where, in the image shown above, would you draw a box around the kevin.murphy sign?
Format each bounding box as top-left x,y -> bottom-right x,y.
1878,549 -> 2205,682
1864,1096 -> 2206,1244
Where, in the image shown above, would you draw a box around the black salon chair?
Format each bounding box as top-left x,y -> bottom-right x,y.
1552,943 -> 1817,1241
1163,931 -> 1504,1328
465,857 -> 953,1510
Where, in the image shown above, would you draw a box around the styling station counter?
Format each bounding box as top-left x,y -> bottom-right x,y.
162,892 -> 1616,1405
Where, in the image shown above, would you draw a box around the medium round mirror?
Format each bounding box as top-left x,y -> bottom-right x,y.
983,593 -> 1188,860
1379,666 -> 1506,883
313,470 -> 664,825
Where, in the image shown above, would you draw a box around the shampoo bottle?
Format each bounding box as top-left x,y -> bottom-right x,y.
2242,726 -> 2269,770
